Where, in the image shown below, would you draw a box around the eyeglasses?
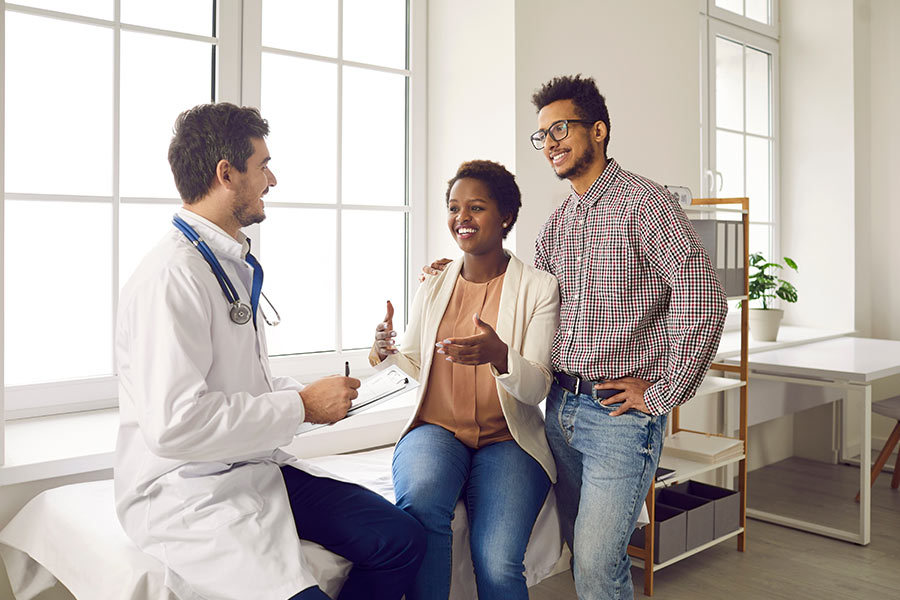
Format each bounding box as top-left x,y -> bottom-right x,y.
530,119 -> 594,150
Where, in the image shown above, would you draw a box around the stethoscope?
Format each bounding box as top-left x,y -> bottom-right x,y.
173,214 -> 281,327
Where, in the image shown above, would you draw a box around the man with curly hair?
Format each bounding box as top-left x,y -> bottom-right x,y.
530,75 -> 727,599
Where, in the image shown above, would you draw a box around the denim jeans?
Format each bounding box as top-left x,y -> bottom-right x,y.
545,383 -> 667,600
392,424 -> 551,600
280,466 -> 425,600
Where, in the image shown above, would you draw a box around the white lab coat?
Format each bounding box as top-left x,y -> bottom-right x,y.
115,210 -> 338,600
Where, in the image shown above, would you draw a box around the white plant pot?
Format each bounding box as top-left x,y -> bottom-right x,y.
749,308 -> 784,342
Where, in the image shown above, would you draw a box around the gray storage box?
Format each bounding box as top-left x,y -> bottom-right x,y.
629,503 -> 687,564
657,489 -> 714,550
671,480 -> 740,538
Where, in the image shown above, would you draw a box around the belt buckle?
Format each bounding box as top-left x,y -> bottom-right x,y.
572,375 -> 581,396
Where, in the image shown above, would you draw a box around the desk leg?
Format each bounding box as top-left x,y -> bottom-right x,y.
850,385 -> 872,545
839,383 -> 871,545
744,375 -> 872,545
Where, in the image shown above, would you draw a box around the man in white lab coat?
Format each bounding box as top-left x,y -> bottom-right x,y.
114,103 -> 425,600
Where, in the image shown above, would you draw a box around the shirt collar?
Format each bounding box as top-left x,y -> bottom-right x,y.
570,158 -> 621,208
176,208 -> 250,260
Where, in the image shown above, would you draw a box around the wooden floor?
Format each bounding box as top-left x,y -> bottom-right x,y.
529,457 -> 900,599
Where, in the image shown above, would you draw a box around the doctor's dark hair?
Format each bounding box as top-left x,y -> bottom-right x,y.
168,103 -> 270,204
445,160 -> 521,239
531,74 -> 611,154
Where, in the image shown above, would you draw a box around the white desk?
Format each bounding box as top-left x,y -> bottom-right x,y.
725,336 -> 900,545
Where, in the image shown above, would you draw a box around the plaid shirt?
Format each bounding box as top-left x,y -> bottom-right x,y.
534,159 -> 727,415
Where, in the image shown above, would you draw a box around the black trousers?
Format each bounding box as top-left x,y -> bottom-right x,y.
281,465 -> 425,600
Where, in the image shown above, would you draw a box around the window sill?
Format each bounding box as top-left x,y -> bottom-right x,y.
4,326 -> 849,487
0,390 -> 418,488
715,325 -> 854,360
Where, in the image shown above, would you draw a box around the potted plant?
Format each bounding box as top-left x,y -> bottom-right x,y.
744,253 -> 798,341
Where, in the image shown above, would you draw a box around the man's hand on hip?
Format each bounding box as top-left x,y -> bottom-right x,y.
300,375 -> 360,424
595,377 -> 653,416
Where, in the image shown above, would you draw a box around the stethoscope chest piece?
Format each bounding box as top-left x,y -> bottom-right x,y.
230,302 -> 252,325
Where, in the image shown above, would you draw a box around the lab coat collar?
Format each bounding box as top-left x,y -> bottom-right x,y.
176,208 -> 250,261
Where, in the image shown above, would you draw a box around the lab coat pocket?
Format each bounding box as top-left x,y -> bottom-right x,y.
173,464 -> 267,532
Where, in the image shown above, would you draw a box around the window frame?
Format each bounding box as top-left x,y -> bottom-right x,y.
240,0 -> 425,381
706,18 -> 780,261
1,2 -> 6,462
0,0 -> 424,425
701,1 -> 780,328
1,1 -> 227,419
707,0 -> 780,39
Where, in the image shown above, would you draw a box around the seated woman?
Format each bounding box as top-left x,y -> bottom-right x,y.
369,160 -> 560,600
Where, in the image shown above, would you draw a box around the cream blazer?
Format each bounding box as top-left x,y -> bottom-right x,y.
371,251 -> 560,481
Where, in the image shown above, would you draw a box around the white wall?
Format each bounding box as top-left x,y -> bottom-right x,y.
855,0 -> 900,444
425,0 -> 516,262
861,0 -> 900,340
426,0 -> 701,265
513,0 -> 701,264
780,0 -> 856,331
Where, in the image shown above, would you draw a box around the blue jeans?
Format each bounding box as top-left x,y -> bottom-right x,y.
392,424 -> 551,600
545,383 -> 667,600
281,465 -> 426,600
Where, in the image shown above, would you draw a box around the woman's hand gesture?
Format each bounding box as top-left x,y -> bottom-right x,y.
374,300 -> 399,359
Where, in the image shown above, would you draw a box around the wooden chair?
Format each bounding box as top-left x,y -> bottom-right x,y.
856,395 -> 900,502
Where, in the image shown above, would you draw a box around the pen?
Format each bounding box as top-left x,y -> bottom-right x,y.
345,361 -> 350,377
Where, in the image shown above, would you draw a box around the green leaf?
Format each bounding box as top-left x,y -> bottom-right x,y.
776,283 -> 798,303
783,256 -> 798,271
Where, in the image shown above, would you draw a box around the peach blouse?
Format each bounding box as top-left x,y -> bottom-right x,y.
414,272 -> 513,448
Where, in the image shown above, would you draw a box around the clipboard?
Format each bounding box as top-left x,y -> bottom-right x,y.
295,363 -> 419,436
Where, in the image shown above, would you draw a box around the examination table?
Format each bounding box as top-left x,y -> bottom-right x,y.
0,446 -> 565,599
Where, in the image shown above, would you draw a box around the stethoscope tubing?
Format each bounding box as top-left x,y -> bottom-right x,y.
173,214 -> 243,307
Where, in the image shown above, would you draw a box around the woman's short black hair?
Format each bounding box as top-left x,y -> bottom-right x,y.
445,160 -> 521,239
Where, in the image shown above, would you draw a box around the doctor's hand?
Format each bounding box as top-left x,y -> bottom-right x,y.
418,257 -> 452,283
595,377 -> 653,416
300,375 -> 360,424
375,300 -> 398,359
436,313 -> 509,374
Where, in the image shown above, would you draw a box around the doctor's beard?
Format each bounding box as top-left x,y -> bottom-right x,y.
233,190 -> 267,227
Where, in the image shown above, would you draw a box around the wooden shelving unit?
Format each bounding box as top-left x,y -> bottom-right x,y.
627,197 -> 750,596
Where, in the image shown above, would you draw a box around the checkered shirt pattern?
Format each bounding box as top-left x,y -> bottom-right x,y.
534,159 -> 728,415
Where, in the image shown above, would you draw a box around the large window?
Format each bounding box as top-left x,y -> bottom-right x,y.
1,0 -> 421,422
248,0 -> 411,362
3,1 -> 219,417
701,0 -> 779,261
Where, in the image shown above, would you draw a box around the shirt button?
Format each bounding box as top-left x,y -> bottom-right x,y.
572,294 -> 579,300
567,330 -> 573,336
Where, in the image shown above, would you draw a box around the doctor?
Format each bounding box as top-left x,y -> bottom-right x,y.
115,102 -> 424,600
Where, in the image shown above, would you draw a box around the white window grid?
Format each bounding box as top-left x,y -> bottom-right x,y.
240,0 -> 426,380
1,1 -> 223,422
0,0 -> 425,433
707,0 -> 779,38
700,0 -> 780,326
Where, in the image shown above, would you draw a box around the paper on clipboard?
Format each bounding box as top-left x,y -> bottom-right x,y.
295,363 -> 419,436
